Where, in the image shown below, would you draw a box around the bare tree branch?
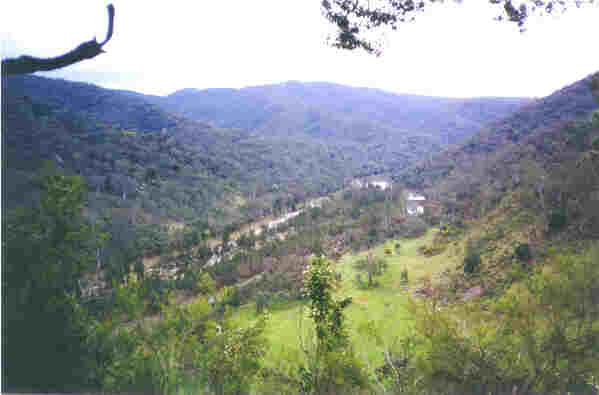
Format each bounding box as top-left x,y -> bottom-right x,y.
1,4 -> 115,76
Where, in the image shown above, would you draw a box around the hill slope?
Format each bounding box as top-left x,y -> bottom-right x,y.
147,81 -> 532,175
396,73 -> 598,188
397,72 -> 599,239
1,76 -> 354,226
158,81 -> 530,143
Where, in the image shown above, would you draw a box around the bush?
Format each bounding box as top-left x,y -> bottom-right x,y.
255,292 -> 270,314
353,256 -> 388,288
463,252 -> 481,274
400,268 -> 409,285
221,286 -> 242,308
355,273 -> 368,289
515,243 -> 532,261
548,209 -> 567,233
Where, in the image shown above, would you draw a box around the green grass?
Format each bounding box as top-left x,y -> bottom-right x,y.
230,228 -> 462,370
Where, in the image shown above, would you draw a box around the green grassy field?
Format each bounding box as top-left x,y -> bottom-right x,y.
231,228 -> 462,370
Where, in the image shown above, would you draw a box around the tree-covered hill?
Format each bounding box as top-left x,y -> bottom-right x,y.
147,81 -> 531,175
396,72 -> 599,237
396,72 -> 598,189
1,75 -> 355,227
2,75 -> 530,227
156,81 -> 530,144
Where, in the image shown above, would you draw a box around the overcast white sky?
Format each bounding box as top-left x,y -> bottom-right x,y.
2,1 -> 598,98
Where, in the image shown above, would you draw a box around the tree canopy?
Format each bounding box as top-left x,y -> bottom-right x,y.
321,0 -> 597,55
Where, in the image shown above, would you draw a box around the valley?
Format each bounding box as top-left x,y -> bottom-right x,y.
2,70 -> 598,395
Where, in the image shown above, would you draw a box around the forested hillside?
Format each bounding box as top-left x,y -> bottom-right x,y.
155,81 -> 530,144
147,81 -> 531,176
2,76 -> 357,227
2,75 -> 530,227
397,73 -> 599,191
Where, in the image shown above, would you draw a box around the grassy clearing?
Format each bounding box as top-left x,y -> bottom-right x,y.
231,228 -> 463,370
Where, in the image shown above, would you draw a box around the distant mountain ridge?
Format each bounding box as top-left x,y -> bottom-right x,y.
152,81 -> 532,147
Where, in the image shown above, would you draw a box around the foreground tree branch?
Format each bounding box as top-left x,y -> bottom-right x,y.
321,0 -> 597,56
1,4 -> 115,75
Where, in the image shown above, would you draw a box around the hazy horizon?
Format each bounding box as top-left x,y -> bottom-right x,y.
2,1 -> 599,98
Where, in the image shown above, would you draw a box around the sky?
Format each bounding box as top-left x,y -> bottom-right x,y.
2,1 -> 599,98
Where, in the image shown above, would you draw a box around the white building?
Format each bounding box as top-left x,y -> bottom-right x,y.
405,190 -> 426,216
406,192 -> 426,201
370,180 -> 391,190
406,203 -> 425,216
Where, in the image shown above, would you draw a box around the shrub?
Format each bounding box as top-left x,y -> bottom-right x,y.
353,256 -> 387,288
463,252 -> 481,274
548,209 -> 567,233
515,243 -> 532,261
255,292 -> 270,314
222,286 -> 242,308
355,273 -> 368,289
400,268 -> 409,285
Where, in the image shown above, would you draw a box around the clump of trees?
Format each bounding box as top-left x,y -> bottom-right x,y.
353,255 -> 389,289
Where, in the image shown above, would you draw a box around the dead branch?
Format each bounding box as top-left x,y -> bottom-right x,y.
1,4 -> 115,75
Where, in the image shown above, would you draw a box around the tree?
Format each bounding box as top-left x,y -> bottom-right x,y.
1,4 -> 115,75
321,0 -> 597,55
299,257 -> 366,394
353,255 -> 388,288
2,165 -> 105,391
